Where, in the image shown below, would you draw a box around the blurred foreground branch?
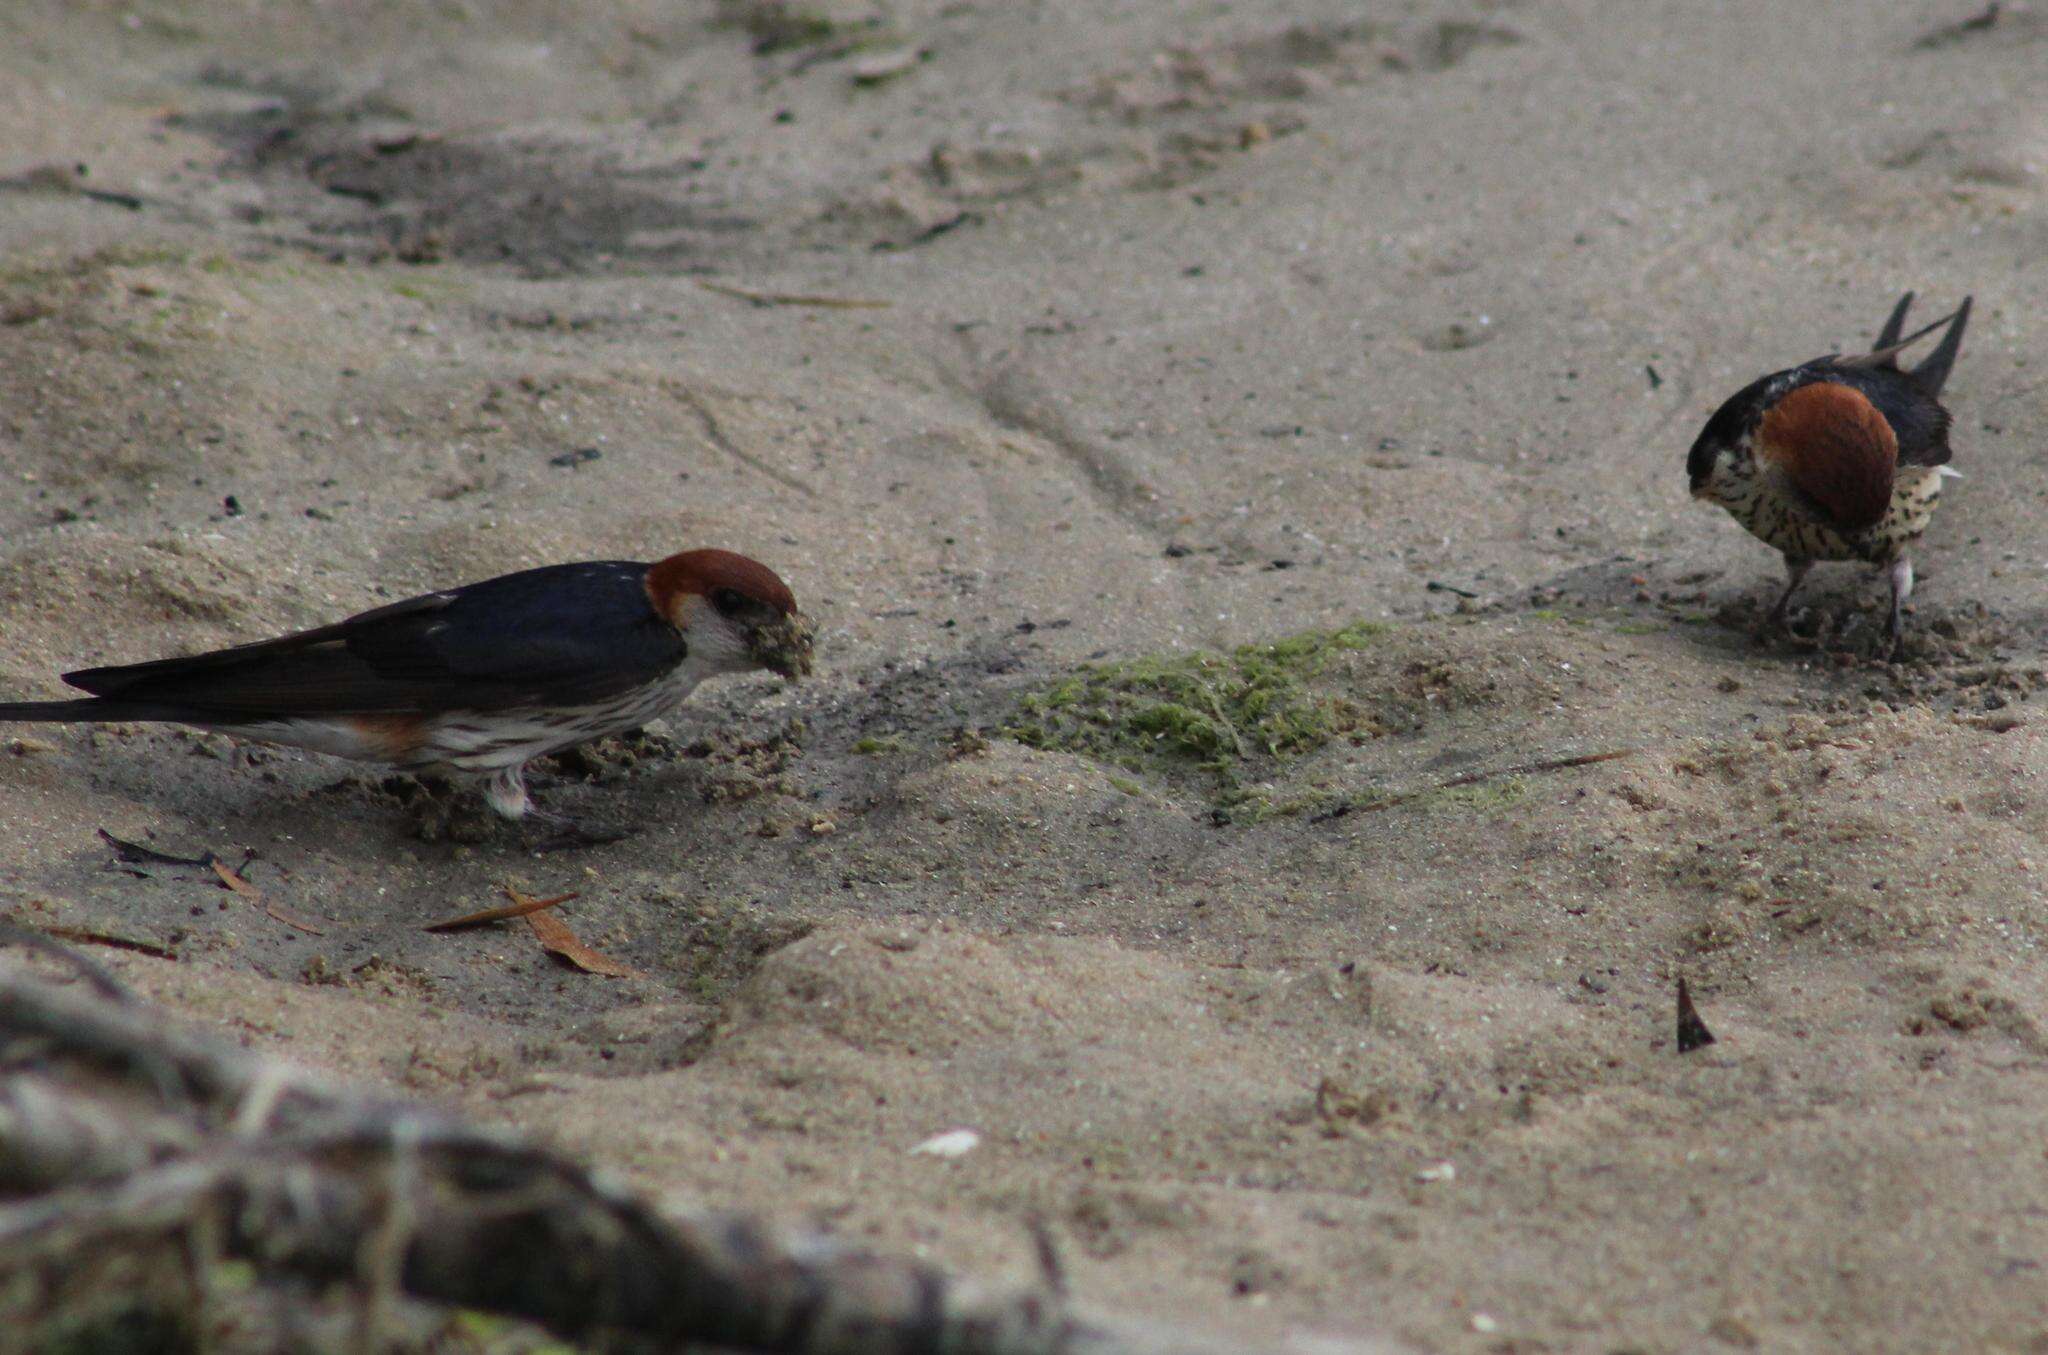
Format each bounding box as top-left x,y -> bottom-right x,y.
0,957 -> 1278,1355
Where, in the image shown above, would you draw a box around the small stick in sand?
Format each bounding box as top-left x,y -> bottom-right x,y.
1313,748 -> 1641,822
697,279 -> 891,310
422,887 -> 579,933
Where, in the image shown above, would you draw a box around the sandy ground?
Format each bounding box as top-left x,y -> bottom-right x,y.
4,0 -> 2048,1349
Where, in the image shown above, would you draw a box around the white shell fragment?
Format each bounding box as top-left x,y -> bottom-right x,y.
852,49 -> 921,85
909,1128 -> 981,1159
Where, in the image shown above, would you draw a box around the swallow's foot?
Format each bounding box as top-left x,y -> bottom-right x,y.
385,774 -> 500,843
1818,609 -> 1905,664
519,807 -> 632,854
1755,608 -> 1819,650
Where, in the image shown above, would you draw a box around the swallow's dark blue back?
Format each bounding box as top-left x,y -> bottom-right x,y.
66,560 -> 688,715
352,561 -> 680,695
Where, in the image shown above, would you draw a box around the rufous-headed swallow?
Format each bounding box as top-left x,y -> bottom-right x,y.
0,548 -> 813,831
1687,292 -> 1972,656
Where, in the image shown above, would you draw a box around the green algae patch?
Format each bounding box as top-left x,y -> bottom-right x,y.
1005,622 -> 1388,815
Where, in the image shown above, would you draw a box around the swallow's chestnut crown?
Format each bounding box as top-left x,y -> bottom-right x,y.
644,549 -> 798,625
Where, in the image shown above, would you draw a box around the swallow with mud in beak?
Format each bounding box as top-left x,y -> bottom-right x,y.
0,548 -> 814,841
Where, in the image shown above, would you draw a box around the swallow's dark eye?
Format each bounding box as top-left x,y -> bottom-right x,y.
711,588 -> 746,616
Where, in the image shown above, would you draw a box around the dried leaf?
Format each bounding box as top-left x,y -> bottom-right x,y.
210,858 -> 260,901
424,888 -> 580,934
259,901 -> 330,937
211,860 -> 328,937
1676,976 -> 1717,1053
1913,1 -> 2000,49
524,909 -> 645,979
37,924 -> 177,961
0,919 -> 139,1002
98,828 -> 213,868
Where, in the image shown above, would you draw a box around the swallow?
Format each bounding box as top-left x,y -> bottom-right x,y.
1687,291 -> 1972,656
0,548 -> 813,834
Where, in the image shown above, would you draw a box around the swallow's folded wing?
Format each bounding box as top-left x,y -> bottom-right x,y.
64,562 -> 689,715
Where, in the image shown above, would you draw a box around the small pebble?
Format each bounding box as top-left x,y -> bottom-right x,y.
852,49 -> 920,85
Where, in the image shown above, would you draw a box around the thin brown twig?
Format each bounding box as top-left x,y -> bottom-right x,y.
0,919 -> 144,998
1314,747 -> 1642,822
696,279 -> 892,310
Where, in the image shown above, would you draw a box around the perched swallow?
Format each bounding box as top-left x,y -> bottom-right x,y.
0,549 -> 813,830
1687,292 -> 1972,655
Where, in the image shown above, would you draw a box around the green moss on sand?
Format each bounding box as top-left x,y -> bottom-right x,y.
1005,622 -> 1386,816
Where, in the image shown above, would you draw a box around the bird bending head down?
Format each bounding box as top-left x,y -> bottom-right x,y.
1685,291 -> 1972,657
645,549 -> 813,681
0,547 -> 815,834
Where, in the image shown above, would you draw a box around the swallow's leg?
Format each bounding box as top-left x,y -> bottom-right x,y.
519,807 -> 632,853
1885,556 -> 1915,660
494,766 -> 631,850
1767,556 -> 1814,634
484,765 -> 533,820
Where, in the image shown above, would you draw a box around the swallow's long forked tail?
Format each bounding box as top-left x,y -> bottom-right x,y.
1909,294 -> 1971,397
1850,292 -> 1973,395
0,699 -> 101,722
0,698 -> 175,724
1872,291 -> 1916,351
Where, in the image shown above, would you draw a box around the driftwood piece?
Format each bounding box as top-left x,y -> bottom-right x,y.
0,957 -> 1306,1355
